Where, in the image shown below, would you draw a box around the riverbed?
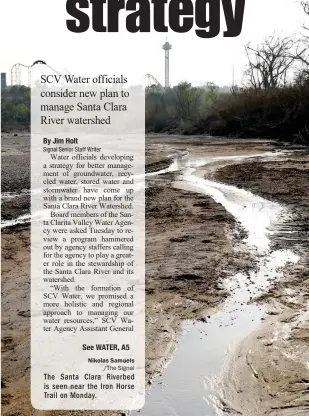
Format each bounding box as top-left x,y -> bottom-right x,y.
132,150 -> 300,415
2,134 -> 309,416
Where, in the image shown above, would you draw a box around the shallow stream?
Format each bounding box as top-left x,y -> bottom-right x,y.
131,151 -> 298,415
1,150 -> 299,415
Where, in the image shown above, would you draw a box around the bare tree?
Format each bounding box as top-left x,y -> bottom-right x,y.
245,35 -> 298,90
292,1 -> 309,73
301,1 -> 309,24
174,82 -> 202,120
230,84 -> 244,96
205,82 -> 219,102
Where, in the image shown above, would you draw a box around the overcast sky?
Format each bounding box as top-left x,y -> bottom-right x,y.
0,0 -> 306,87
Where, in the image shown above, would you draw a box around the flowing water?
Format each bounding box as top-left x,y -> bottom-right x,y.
0,157 -> 180,229
2,149 -> 299,415
131,151 -> 298,416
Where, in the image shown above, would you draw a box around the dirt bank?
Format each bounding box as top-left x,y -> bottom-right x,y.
1,134 -> 251,416
2,134 -> 307,416
215,153 -> 309,415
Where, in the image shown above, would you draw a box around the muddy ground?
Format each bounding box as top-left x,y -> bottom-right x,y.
1,133 -> 309,416
215,155 -> 309,415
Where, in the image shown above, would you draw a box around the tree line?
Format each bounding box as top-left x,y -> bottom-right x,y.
3,2 -> 309,144
1,86 -> 30,130
146,1 -> 309,145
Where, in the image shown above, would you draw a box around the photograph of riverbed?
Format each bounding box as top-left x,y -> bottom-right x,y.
2,132 -> 309,415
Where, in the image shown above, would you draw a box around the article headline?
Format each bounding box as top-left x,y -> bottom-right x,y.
66,0 -> 246,38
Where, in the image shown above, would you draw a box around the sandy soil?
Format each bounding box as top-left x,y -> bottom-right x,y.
2,133 -> 308,416
215,154 -> 309,415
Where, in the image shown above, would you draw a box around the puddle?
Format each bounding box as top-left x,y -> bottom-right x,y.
131,151 -> 299,416
176,175 -> 280,252
1,214 -> 32,228
1,155 -> 185,229
1,191 -> 24,201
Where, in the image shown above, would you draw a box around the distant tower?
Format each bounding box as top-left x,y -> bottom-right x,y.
1,73 -> 7,90
162,40 -> 172,88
